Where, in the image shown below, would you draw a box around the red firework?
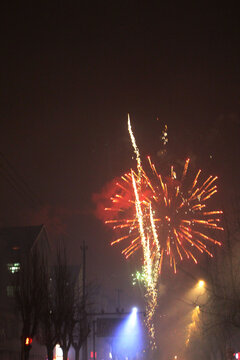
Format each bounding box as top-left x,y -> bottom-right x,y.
104,157 -> 223,273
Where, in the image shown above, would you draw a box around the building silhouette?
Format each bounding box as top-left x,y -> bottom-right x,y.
0,225 -> 51,360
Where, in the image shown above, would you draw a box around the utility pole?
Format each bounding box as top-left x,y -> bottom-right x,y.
115,288 -> 123,311
81,241 -> 88,360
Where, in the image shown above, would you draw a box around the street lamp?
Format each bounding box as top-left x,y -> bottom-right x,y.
197,280 -> 205,288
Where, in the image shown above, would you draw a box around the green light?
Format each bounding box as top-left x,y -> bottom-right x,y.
7,263 -> 20,274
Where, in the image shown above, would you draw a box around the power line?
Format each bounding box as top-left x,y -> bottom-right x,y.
0,152 -> 42,207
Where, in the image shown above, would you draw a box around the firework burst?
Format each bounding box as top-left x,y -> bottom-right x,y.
105,154 -> 223,274
103,115 -> 223,344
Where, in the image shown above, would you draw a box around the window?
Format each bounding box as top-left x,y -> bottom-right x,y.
7,263 -> 20,274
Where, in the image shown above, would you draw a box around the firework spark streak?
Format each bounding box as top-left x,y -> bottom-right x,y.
104,115 -> 223,343
131,168 -> 159,343
186,306 -> 200,345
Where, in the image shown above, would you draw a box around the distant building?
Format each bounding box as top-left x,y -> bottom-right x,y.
0,225 -> 51,360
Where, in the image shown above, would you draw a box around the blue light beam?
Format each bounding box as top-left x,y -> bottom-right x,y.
113,307 -> 143,359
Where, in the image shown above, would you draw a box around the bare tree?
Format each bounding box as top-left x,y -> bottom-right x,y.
185,200 -> 240,359
72,306 -> 89,360
72,289 -> 91,360
37,272 -> 57,360
185,303 -> 229,360
52,247 -> 77,360
15,248 -> 46,360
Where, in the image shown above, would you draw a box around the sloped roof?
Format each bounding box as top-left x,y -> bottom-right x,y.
0,225 -> 44,254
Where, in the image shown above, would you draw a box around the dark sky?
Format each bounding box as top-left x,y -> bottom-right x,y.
0,2 -> 240,355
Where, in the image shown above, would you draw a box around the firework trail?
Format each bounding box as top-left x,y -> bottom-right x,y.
126,115 -> 159,343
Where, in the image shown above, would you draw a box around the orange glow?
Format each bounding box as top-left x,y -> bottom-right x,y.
25,337 -> 32,345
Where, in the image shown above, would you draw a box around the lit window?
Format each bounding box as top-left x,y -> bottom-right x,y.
7,263 -> 20,274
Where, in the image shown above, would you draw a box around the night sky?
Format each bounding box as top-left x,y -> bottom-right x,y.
1,2 -> 240,355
